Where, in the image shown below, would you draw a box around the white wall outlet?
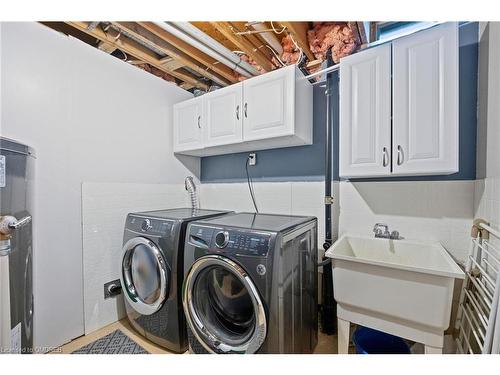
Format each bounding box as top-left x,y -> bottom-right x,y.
248,153 -> 257,166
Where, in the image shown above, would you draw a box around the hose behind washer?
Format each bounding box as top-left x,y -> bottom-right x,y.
185,176 -> 199,209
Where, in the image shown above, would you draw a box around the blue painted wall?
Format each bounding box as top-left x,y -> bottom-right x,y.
200,22 -> 479,183
200,84 -> 328,182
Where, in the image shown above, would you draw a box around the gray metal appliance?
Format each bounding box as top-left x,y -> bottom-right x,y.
0,137 -> 35,354
183,212 -> 318,354
120,208 -> 231,353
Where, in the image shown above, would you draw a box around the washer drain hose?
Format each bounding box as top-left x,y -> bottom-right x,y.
185,176 -> 199,209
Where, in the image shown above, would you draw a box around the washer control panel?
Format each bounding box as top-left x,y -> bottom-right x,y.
215,231 -> 229,248
225,231 -> 270,257
188,226 -> 271,257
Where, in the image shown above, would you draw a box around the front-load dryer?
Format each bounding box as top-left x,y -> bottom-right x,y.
120,208 -> 231,353
183,212 -> 318,354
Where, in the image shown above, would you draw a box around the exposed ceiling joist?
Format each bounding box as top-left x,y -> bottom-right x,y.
210,22 -> 274,72
97,40 -> 116,54
348,22 -> 366,46
248,22 -> 283,55
190,22 -> 236,51
159,56 -> 185,71
138,22 -> 239,84
356,22 -> 368,45
66,21 -> 208,90
112,22 -> 230,87
230,22 -> 277,66
279,22 -> 315,61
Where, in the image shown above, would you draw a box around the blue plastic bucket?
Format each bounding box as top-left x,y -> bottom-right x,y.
353,327 -> 410,354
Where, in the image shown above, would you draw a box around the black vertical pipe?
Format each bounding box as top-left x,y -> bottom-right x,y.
320,52 -> 338,335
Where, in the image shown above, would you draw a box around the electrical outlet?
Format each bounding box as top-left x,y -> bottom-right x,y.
248,153 -> 256,166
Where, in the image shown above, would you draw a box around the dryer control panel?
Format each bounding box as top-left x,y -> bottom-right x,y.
127,215 -> 173,236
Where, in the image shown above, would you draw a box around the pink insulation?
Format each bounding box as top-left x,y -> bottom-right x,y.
233,54 -> 266,81
278,34 -> 301,65
307,22 -> 359,63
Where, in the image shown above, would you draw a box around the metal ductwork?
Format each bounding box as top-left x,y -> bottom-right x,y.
152,22 -> 259,78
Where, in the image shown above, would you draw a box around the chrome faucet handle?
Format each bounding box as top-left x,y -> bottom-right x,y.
373,223 -> 389,232
373,223 -> 392,238
390,230 -> 403,240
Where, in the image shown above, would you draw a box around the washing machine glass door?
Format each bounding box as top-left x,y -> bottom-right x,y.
183,255 -> 267,354
121,237 -> 168,315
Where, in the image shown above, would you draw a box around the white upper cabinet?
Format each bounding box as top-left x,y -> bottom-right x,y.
243,66 -> 295,141
340,43 -> 392,177
339,22 -> 459,178
172,65 -> 312,156
204,83 -> 243,147
392,22 -> 459,175
173,97 -> 203,152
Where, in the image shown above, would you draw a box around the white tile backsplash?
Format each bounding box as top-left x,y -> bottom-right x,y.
474,177 -> 500,247
81,178 -> 476,336
199,181 -> 338,246
338,180 -> 475,263
81,180 -> 335,335
81,182 -> 189,334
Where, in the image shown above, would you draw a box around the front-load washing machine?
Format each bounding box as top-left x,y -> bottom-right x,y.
183,212 -> 318,354
120,208 -> 231,353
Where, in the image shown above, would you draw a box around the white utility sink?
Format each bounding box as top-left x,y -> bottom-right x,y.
326,234 -> 465,354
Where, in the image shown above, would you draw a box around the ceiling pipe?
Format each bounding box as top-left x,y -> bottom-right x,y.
250,22 -> 283,54
169,22 -> 261,77
152,22 -> 257,78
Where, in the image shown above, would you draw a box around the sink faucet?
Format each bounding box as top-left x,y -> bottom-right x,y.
373,223 -> 403,240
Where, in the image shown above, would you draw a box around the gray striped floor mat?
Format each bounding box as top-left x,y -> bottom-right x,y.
72,329 -> 148,354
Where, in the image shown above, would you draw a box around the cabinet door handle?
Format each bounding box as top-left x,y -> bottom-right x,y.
244,103 -> 248,118
397,145 -> 404,165
382,147 -> 389,167
236,105 -> 240,120
197,115 -> 201,129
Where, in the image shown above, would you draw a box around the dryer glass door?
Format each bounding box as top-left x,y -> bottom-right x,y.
183,255 -> 267,353
121,237 -> 168,315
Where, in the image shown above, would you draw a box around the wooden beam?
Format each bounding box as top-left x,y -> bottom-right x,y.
348,22 -> 363,46
191,22 -> 236,51
66,21 -> 207,90
112,22 -> 230,87
139,22 -> 238,84
97,40 -> 116,54
210,22 -> 274,72
357,22 -> 368,45
306,59 -> 323,70
369,22 -> 379,43
279,22 -> 315,61
159,57 -> 185,71
230,21 -> 278,68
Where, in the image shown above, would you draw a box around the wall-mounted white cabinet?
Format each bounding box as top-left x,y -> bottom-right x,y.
173,96 -> 204,152
392,23 -> 459,175
204,82 -> 243,147
173,65 -> 312,156
340,23 -> 459,178
243,66 -> 295,141
340,43 -> 392,177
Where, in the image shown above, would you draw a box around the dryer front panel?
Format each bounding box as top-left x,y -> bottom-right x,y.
120,237 -> 169,316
